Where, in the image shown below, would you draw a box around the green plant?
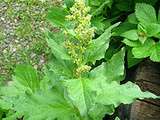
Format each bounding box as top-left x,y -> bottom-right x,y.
119,3 -> 160,63
0,0 -> 159,120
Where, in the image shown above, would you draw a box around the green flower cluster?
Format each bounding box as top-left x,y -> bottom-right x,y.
64,0 -> 95,77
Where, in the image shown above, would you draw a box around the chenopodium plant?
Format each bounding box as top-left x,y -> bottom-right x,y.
0,0 -> 159,120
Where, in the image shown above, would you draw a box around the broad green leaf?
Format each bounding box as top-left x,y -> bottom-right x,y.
135,3 -> 157,24
0,81 -> 27,97
89,48 -> 125,83
85,22 -> 120,64
0,99 -> 12,110
47,57 -> 74,79
146,23 -> 160,37
13,89 -> 78,120
121,29 -> 138,40
64,79 -> 92,117
127,48 -> 142,68
132,39 -> 154,58
94,81 -> 158,107
46,32 -> 71,60
123,39 -> 141,47
127,13 -> 138,24
64,78 -> 114,120
113,22 -> 137,36
47,7 -> 69,28
150,43 -> 160,62
14,65 -> 40,93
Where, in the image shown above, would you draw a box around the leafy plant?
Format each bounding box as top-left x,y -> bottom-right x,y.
0,0 -> 159,120
114,3 -> 160,64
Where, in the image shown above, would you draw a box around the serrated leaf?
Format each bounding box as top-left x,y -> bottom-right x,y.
85,22 -> 120,64
121,29 -> 138,40
132,39 -> 154,58
89,48 -> 125,83
146,23 -> 160,37
135,3 -> 157,24
94,81 -> 158,107
150,43 -> 160,62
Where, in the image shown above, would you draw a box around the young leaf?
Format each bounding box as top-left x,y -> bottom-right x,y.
132,39 -> 154,58
127,48 -> 142,68
127,13 -> 138,24
146,23 -> 160,37
121,29 -> 138,40
137,23 -> 147,44
135,3 -> 157,24
113,22 -> 137,36
123,39 -> 141,47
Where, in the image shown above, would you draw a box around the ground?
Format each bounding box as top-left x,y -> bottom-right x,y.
0,0 -> 61,81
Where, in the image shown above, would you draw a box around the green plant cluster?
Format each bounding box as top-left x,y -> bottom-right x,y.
0,0 -> 160,120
